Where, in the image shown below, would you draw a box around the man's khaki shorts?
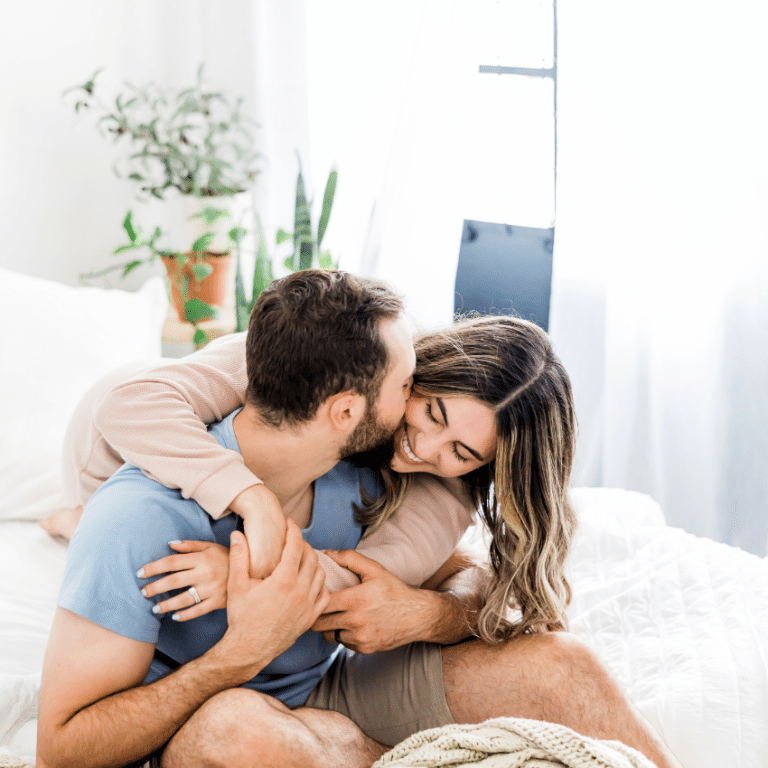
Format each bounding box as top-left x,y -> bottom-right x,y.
304,641 -> 455,746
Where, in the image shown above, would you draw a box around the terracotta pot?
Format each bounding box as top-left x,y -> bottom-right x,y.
162,252 -> 233,323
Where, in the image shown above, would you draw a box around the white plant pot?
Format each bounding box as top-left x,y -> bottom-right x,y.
182,192 -> 255,254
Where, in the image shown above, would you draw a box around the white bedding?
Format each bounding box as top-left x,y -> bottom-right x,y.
1,489 -> 766,767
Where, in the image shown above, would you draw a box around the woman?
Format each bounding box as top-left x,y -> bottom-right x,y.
43,315 -> 576,643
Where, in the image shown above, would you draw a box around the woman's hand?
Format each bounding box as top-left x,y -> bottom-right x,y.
139,540 -> 230,621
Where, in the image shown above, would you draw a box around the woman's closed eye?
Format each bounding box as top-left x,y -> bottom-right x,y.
426,401 -> 469,463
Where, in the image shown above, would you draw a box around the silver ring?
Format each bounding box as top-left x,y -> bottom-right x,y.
334,628 -> 343,645
188,586 -> 202,605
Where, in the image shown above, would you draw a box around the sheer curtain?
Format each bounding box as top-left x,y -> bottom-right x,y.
306,0 -> 555,330
551,0 -> 768,554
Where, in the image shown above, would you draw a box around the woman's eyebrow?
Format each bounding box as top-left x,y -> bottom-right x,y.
435,397 -> 484,461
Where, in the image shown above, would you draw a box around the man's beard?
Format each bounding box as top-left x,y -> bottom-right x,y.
339,400 -> 395,460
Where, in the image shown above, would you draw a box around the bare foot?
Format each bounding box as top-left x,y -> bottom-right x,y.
40,506 -> 84,542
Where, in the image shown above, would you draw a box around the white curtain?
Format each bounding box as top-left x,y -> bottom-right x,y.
551,0 -> 768,554
306,0 -> 556,330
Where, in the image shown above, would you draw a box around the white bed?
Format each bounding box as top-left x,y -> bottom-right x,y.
1,270 -> 767,768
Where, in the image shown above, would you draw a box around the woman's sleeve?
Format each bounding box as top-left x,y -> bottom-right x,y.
318,475 -> 476,593
93,333 -> 259,519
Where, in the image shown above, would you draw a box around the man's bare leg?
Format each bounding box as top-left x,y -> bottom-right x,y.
39,505 -> 83,541
161,688 -> 388,768
442,632 -> 682,768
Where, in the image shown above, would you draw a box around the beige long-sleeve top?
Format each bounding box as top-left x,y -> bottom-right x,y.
65,333 -> 475,593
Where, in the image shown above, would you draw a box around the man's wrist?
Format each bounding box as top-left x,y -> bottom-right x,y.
417,589 -> 476,645
203,632 -> 270,686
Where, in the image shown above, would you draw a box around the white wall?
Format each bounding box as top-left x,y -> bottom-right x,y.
0,0 -> 257,290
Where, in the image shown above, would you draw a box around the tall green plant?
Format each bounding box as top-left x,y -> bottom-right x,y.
234,215 -> 273,332
277,164 -> 338,272
234,164 -> 338,332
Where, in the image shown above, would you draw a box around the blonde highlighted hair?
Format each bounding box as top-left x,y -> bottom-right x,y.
357,315 -> 577,642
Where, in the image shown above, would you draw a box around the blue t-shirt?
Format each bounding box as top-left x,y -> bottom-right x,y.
58,410 -> 381,707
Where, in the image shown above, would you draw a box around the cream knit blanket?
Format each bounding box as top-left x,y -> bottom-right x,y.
372,717 -> 657,768
0,757 -> 34,768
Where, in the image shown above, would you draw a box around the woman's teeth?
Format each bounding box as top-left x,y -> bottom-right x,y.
402,431 -> 425,463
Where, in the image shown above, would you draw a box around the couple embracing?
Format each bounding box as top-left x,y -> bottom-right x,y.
37,270 -> 680,768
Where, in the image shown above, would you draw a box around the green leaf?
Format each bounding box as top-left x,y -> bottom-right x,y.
228,226 -> 247,243
275,228 -> 292,245
318,250 -> 337,270
234,246 -> 250,333
192,262 -> 213,281
193,328 -> 208,346
298,239 -> 314,271
184,298 -> 219,323
191,206 -> 230,226
122,211 -> 137,243
113,243 -> 140,255
122,260 -> 143,277
316,169 -> 337,248
191,232 -> 214,253
284,254 -> 296,272
149,227 -> 163,247
293,169 -> 312,244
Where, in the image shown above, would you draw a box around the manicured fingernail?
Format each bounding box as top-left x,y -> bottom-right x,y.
141,588 -> 148,597
136,568 -> 145,578
169,540 -> 181,545
172,613 -> 180,621
152,604 -> 162,614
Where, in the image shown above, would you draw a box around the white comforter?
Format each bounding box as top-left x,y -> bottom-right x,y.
1,489 -> 767,767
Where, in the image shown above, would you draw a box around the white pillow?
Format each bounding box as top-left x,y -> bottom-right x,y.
0,270 -> 168,520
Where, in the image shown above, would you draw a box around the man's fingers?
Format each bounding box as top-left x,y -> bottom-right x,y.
321,589 -> 354,616
312,610 -> 344,633
324,549 -> 385,581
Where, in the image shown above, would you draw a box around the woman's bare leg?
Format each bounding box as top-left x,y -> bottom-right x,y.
40,505 -> 84,541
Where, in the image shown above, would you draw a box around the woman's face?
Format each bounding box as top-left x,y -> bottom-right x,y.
389,392 -> 497,477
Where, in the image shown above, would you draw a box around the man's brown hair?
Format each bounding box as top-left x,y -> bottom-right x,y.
245,270 -> 404,426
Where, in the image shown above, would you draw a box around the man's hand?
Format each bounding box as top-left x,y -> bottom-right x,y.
37,520 -> 329,768
229,483 -> 287,579
311,549 -> 444,654
312,546 -> 490,654
218,520 -> 329,676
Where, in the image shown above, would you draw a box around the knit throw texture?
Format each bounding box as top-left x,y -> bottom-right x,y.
372,717 -> 657,768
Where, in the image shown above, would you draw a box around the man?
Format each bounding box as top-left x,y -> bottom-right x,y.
38,271 -> 680,768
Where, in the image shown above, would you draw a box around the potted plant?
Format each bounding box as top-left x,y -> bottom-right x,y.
68,66 -> 260,344
234,162 -> 338,332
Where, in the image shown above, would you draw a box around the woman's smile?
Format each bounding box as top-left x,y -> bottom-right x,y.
390,394 -> 497,477
401,428 -> 425,464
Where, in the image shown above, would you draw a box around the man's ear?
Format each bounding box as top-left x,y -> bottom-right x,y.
325,390 -> 366,436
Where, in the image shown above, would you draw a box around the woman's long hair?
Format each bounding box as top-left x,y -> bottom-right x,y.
357,315 -> 577,642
